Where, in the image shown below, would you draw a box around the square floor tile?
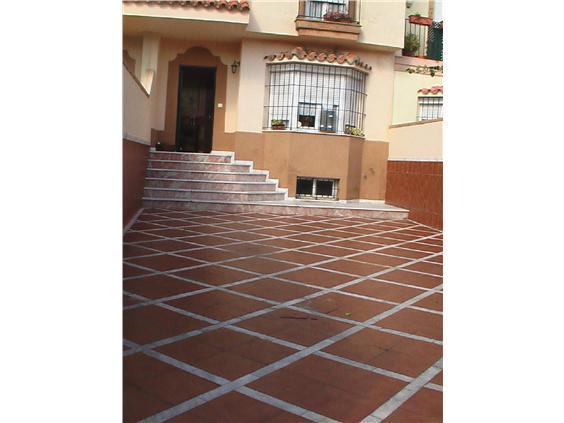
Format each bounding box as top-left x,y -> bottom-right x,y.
405,261 -> 443,276
296,292 -> 392,322
229,278 -> 319,302
328,239 -> 382,251
378,308 -> 443,341
279,267 -> 356,288
177,247 -> 243,263
377,270 -> 442,289
351,253 -> 411,267
124,274 -> 203,300
317,259 -> 388,277
124,355 -> 217,408
183,235 -> 234,246
168,392 -> 306,423
235,308 -> 352,346
124,263 -> 152,278
377,247 -> 430,259
123,305 -> 209,344
124,231 -> 163,243
413,293 -> 443,311
220,242 -> 283,256
342,280 -> 425,303
135,239 -> 202,253
249,355 -> 406,422
323,328 -> 442,377
266,250 -> 329,265
167,291 -> 269,322
257,238 -> 312,249
123,385 -> 170,423
126,254 -> 201,272
123,244 -> 159,259
173,265 -> 255,286
301,245 -> 357,257
383,387 -> 442,422
226,257 -> 296,275
220,231 -> 270,242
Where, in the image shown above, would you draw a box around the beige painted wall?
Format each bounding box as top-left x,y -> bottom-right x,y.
392,70 -> 442,124
387,120 -> 442,160
123,36 -> 143,78
359,0 -> 405,48
236,38 -> 396,141
405,0 -> 431,18
123,65 -> 151,144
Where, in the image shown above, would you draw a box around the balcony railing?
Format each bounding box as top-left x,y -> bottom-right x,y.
297,0 -> 359,24
403,19 -> 443,61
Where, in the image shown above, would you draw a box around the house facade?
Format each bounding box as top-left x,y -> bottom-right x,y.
123,0 -> 444,227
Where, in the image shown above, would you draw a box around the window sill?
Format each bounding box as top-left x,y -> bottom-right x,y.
295,17 -> 361,41
262,128 -> 365,139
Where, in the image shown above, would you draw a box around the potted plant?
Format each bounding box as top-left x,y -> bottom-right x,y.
403,33 -> 420,57
323,11 -> 354,23
344,125 -> 364,137
409,13 -> 433,26
271,119 -> 286,130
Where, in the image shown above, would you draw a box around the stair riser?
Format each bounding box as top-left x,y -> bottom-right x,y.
146,170 -> 267,182
149,153 -> 231,163
144,189 -> 285,202
148,161 -> 251,173
143,199 -> 409,219
145,179 -> 277,192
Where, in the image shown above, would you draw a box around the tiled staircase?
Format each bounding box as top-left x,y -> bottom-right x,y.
143,151 -> 287,205
142,151 -> 409,219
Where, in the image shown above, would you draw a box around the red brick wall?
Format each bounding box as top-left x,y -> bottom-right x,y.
123,139 -> 150,227
385,161 -> 443,229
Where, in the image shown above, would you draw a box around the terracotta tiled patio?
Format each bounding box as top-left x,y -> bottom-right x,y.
124,209 -> 443,422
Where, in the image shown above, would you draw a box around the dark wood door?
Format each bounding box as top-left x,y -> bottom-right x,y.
175,66 -> 216,153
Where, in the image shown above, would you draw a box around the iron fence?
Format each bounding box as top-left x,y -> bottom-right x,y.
404,19 -> 443,61
298,0 -> 358,23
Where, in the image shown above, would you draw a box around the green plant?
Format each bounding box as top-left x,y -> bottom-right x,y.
414,13 -> 421,17
271,119 -> 286,128
406,65 -> 443,77
404,33 -> 420,53
345,126 -> 364,137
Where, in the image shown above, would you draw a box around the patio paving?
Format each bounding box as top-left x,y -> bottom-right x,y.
124,209 -> 443,422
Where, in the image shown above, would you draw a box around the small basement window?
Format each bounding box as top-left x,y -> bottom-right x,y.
296,177 -> 339,200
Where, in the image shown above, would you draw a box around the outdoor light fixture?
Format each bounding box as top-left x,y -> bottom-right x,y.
231,60 -> 240,74
406,0 -> 414,8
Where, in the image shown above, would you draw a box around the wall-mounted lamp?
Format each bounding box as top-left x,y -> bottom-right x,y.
231,60 -> 240,74
406,0 -> 414,8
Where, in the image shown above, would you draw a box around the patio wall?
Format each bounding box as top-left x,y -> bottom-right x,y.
385,119 -> 442,228
385,160 -> 442,229
123,64 -> 151,227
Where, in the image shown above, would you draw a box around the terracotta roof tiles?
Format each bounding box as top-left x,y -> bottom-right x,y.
264,47 -> 372,71
418,86 -> 443,95
122,0 -> 250,11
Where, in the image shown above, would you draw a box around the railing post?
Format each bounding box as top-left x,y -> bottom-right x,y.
298,0 -> 305,16
349,0 -> 357,21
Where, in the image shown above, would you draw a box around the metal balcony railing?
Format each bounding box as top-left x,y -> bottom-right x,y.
298,0 -> 359,24
404,19 -> 443,61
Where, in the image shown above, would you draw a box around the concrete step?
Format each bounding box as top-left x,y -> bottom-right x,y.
149,151 -> 232,163
142,199 -> 409,219
146,169 -> 268,182
145,178 -> 278,192
147,159 -> 251,173
144,187 -> 286,202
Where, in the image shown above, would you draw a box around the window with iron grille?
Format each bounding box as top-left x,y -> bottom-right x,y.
417,96 -> 443,121
264,62 -> 367,135
296,177 -> 339,200
304,0 -> 348,20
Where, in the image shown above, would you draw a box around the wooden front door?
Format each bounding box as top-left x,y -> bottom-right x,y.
175,66 -> 216,153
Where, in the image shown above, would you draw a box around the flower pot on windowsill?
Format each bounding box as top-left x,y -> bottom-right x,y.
323,12 -> 354,24
272,125 -> 286,130
409,15 -> 433,26
402,49 -> 418,57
